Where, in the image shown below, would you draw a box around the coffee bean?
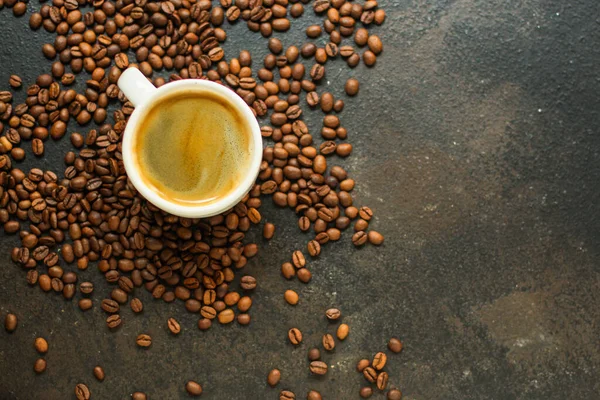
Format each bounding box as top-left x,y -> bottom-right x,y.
313,0 -> 330,13
218,309 -> 235,324
198,318 -> 212,331
308,348 -> 321,361
368,35 -> 383,54
9,75 -> 22,88
34,358 -> 47,374
360,387 -> 373,398
136,333 -> 152,348
352,231 -> 368,246
186,381 -> 203,396
284,290 -> 299,305
130,298 -> 143,313
325,308 -> 341,320
75,383 -> 91,400
288,327 -> 303,345
309,361 -> 328,375
363,366 -> 377,383
306,25 -> 322,38
101,299 -> 120,313
387,389 -> 402,400
388,337 -> 403,353
310,64 -> 325,81
32,138 -> 44,156
240,275 -> 257,290
280,390 -> 296,400
345,78 -> 360,96
357,359 -> 370,372
337,323 -> 349,340
292,251 -> 306,268
167,317 -> 181,334
307,240 -> 321,256
5,313 -> 17,332
34,337 -> 49,353
263,222 -> 275,239
322,333 -> 335,351
132,392 -> 147,400
307,391 -> 322,400
79,299 -> 93,311
267,368 -> 281,387
373,352 -> 387,370
93,366 -> 105,381
377,371 -> 389,390
106,314 -> 122,329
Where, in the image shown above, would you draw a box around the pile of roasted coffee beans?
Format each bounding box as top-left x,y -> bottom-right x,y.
1,0 -> 392,396
269,309 -> 404,399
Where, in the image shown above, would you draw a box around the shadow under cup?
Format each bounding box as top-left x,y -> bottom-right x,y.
123,81 -> 262,218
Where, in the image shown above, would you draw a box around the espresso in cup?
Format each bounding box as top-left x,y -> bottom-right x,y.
131,90 -> 253,206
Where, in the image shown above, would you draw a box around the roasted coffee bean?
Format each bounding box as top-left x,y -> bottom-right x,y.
284,289 -> 299,305
373,352 -> 387,370
388,337 -> 403,353
363,366 -> 378,383
263,222 -> 275,239
307,240 -> 321,256
322,333 -> 335,351
34,358 -> 47,374
34,337 -> 49,353
74,383 -> 91,400
288,327 -> 303,345
345,78 -> 360,96
185,381 -> 203,396
360,387 -> 373,398
136,333 -> 152,348
240,275 -> 257,290
167,317 -> 181,334
132,392 -> 147,400
325,308 -> 341,320
267,368 -> 281,387
357,359 -> 370,372
309,361 -> 328,375
5,313 -> 17,332
387,389 -> 402,400
93,366 -> 105,381
377,371 -> 389,390
337,323 -> 349,340
131,298 -> 143,313
9,75 -> 22,88
79,299 -> 93,311
280,390 -> 296,400
368,35 -> 383,54
106,314 -> 122,329
352,231 -> 368,246
305,348 -> 320,362
307,391 -> 322,400
101,299 -> 119,313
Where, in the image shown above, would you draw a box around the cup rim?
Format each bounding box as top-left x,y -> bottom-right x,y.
122,79 -> 262,218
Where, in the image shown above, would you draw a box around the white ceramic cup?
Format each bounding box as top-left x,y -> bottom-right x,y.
117,67 -> 262,218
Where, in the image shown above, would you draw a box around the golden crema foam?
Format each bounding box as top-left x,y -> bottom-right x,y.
133,90 -> 252,206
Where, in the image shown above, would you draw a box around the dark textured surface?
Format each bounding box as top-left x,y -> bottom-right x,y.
1,1 -> 600,399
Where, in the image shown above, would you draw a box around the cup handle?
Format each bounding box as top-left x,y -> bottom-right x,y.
117,67 -> 157,107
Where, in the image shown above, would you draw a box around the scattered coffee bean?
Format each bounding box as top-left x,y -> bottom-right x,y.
34,337 -> 48,353
308,348 -> 321,361
307,390 -> 322,400
387,389 -> 402,400
373,352 -> 387,370
388,337 -> 403,353
130,298 -> 143,313
167,318 -> 181,335
322,333 -> 335,351
325,308 -> 341,320
185,381 -> 203,396
267,368 -> 281,387
93,366 -> 105,381
360,387 -> 373,398
363,366 -> 377,383
136,334 -> 152,348
263,223 -> 275,239
377,371 -> 389,390
357,359 -> 370,372
34,358 -> 47,374
5,313 -> 17,332
337,323 -> 349,340
280,390 -> 296,400
288,328 -> 303,345
74,383 -> 91,400
368,231 -> 385,245
284,290 -> 299,305
132,392 -> 147,400
345,78 -> 360,96
309,361 -> 328,375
